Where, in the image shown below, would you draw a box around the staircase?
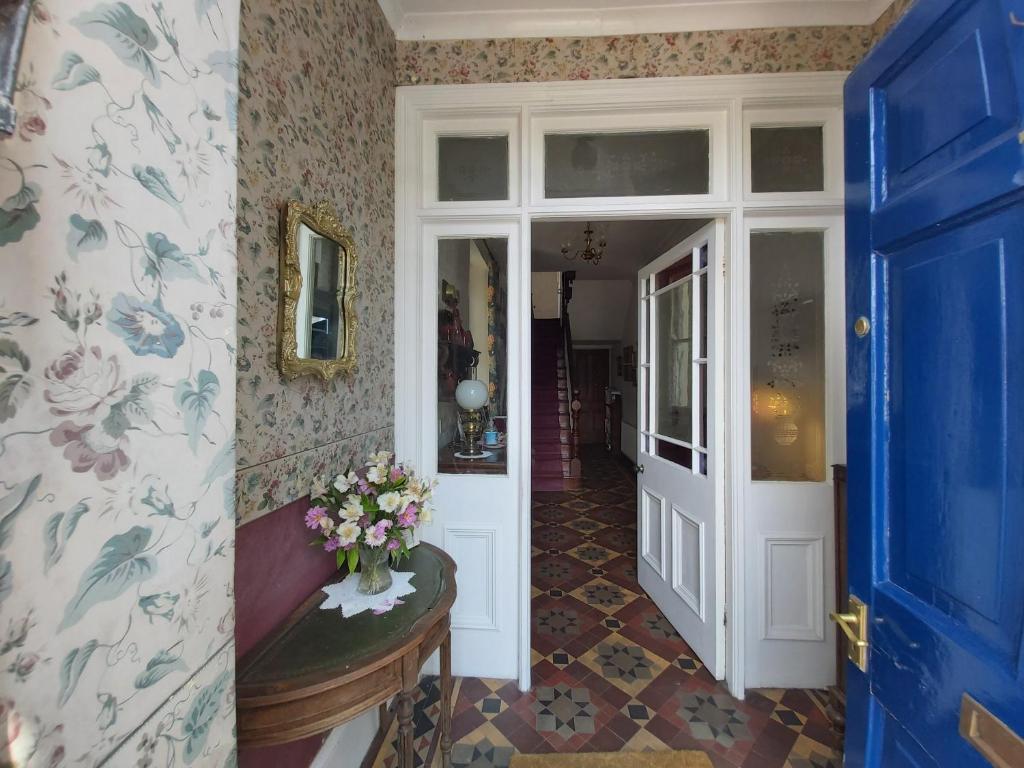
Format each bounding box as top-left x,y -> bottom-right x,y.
531,318 -> 582,491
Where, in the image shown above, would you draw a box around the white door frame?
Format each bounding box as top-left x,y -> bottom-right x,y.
394,72 -> 847,698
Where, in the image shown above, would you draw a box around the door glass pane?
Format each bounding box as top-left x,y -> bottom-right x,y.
438,136 -> 509,201
750,231 -> 826,481
750,126 -> 825,193
545,130 -> 710,198
655,280 -> 692,445
437,238 -> 508,474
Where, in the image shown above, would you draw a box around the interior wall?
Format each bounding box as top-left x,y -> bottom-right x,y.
570,280 -> 632,342
233,0 -> 396,764
235,0 -> 398,525
0,1 -> 240,765
396,0 -> 915,85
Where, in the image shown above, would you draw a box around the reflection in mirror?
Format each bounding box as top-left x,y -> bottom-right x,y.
436,238 -> 508,475
295,222 -> 345,360
278,200 -> 357,380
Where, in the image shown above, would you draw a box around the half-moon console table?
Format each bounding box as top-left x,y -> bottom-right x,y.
237,543 -> 457,768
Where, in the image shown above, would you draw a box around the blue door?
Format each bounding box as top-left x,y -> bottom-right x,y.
844,0 -> 1024,765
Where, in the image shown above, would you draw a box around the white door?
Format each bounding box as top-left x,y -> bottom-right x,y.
637,220 -> 726,679
417,222 -> 522,681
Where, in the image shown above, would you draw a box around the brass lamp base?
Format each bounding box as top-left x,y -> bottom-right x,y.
461,407 -> 484,457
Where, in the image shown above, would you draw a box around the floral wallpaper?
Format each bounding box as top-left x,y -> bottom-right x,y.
396,0 -> 916,85
0,1 -> 239,766
235,0 -> 397,525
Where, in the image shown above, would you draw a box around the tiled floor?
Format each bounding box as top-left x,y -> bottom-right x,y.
374,448 -> 842,767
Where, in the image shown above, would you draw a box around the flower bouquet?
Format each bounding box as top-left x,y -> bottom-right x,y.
305,451 -> 436,595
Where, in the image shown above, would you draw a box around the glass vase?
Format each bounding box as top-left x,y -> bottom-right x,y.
357,544 -> 392,595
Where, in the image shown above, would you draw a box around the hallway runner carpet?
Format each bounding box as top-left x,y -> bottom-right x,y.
371,448 -> 841,767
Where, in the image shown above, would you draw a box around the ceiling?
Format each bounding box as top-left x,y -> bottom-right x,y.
531,218 -> 710,280
378,0 -> 891,41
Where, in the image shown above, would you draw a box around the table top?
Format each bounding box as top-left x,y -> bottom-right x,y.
237,543 -> 456,704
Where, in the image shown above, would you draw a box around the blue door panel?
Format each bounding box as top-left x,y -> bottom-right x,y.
868,0 -> 1023,246
872,584 -> 1024,764
883,207 -> 1024,662
845,0 -> 1024,764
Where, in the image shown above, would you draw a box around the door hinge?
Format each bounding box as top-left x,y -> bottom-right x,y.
723,607 -> 728,627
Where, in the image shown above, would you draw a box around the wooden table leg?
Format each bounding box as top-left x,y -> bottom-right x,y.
440,631 -> 453,768
396,688 -> 415,768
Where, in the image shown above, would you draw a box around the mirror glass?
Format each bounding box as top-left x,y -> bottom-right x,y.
295,222 -> 346,360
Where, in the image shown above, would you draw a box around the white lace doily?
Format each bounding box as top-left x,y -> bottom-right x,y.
320,570 -> 417,617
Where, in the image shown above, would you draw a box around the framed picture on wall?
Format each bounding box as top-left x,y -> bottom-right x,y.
623,345 -> 636,367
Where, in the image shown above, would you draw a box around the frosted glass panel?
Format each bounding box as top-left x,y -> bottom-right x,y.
750,231 -> 826,481
545,131 -> 710,198
656,281 -> 692,444
750,126 -> 824,193
438,136 -> 509,201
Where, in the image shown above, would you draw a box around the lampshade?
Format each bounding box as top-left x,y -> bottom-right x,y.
455,379 -> 488,410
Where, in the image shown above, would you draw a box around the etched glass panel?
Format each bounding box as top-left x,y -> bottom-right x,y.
438,136 -> 509,201
750,231 -> 826,481
437,238 -> 508,475
750,126 -> 825,193
545,130 -> 710,198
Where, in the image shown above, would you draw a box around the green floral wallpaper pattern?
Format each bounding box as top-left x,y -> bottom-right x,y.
234,0 -> 398,524
0,1 -> 239,765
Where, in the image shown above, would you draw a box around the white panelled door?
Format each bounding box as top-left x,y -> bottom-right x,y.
637,220 -> 725,679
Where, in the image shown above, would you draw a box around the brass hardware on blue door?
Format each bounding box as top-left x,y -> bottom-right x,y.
854,316 -> 871,338
959,694 -> 1024,768
830,595 -> 869,672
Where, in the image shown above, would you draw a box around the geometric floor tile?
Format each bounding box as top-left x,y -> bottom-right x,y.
369,447 -> 843,767
677,691 -> 752,748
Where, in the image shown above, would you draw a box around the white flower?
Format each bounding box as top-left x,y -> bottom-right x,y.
340,497 -> 363,522
367,451 -> 393,466
419,505 -> 434,524
319,516 -> 336,534
366,464 -> 387,484
364,525 -> 387,547
333,471 -> 358,494
378,491 -> 403,513
336,521 -> 360,546
310,476 -> 330,500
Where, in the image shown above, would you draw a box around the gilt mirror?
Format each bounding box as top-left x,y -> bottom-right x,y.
278,200 -> 357,379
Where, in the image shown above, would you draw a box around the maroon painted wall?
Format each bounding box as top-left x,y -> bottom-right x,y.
236,496 -> 338,767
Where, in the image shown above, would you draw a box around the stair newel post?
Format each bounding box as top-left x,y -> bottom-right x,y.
570,390 -> 582,478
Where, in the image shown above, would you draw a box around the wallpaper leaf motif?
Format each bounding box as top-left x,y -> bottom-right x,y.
60,525 -> 157,631
0,1 -> 239,763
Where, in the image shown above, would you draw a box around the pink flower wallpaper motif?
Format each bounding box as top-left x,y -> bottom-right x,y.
396,0 -> 915,86
0,1 -> 239,764
234,0 -> 398,524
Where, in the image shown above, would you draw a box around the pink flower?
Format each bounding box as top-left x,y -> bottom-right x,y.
364,525 -> 387,547
398,505 -> 418,528
304,506 -> 329,529
389,466 -> 405,482
44,346 -> 125,417
323,536 -> 341,552
376,520 -> 393,533
387,538 -> 400,551
50,420 -> 129,480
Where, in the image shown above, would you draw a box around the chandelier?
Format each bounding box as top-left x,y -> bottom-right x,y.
561,222 -> 607,265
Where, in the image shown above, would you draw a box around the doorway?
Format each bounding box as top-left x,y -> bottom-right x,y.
571,349 -> 609,445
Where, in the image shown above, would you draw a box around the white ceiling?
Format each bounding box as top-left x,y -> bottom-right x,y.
531,218 -> 710,280
378,0 -> 891,41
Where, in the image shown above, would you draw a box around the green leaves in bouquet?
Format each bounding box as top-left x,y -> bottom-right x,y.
337,546 -> 358,574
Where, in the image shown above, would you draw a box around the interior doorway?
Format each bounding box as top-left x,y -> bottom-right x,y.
571,349 -> 609,444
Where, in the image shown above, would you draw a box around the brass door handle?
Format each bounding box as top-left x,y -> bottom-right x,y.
830,595 -> 869,672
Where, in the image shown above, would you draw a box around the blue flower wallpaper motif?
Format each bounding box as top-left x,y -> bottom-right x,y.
0,1 -> 240,765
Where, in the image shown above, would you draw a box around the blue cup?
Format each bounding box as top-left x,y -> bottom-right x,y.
483,430 -> 499,446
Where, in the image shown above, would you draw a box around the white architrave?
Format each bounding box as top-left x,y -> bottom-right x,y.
394,72 -> 847,697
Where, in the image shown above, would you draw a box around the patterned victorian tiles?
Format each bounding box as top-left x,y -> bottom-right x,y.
372,448 -> 842,767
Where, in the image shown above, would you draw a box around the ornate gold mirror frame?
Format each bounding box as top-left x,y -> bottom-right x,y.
278,200 -> 358,380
